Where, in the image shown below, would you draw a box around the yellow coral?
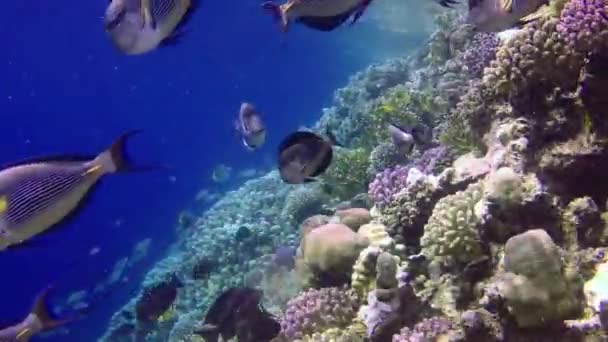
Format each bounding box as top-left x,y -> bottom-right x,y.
351,246 -> 381,298
357,223 -> 395,250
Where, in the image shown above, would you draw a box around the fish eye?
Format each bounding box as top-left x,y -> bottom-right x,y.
105,8 -> 126,31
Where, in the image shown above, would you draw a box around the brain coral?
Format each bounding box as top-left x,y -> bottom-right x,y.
420,182 -> 485,266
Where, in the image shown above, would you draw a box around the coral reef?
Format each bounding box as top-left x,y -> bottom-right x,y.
101,4 -> 608,341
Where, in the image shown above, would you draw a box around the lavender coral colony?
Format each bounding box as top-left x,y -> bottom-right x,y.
100,1 -> 608,341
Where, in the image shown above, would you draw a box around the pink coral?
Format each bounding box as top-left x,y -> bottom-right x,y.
278,287 -> 359,340
392,316 -> 454,342
557,0 -> 608,55
369,165 -> 409,205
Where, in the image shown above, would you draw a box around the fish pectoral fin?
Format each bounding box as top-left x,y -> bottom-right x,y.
140,0 -> 156,28
350,0 -> 373,26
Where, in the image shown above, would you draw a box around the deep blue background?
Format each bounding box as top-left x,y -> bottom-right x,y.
0,0 -> 420,340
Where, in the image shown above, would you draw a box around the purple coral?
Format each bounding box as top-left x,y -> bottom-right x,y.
369,165 -> 409,205
557,0 -> 608,55
410,146 -> 454,175
392,316 -> 455,342
278,287 -> 359,340
461,33 -> 499,78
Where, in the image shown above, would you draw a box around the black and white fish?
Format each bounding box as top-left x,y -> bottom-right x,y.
277,130 -> 341,184
388,123 -> 432,155
262,0 -> 374,32
235,102 -> 266,151
104,0 -> 197,55
0,130 -> 157,251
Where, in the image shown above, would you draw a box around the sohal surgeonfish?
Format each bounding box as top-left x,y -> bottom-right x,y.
439,0 -> 548,32
277,130 -> 341,184
0,130 -> 156,251
235,102 -> 266,151
262,0 -> 374,32
0,287 -> 76,342
104,0 -> 197,55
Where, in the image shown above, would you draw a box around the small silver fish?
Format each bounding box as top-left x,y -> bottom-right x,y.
278,130 -> 340,184
0,131 -> 153,251
388,123 -> 432,155
262,0 -> 373,32
104,0 -> 195,55
0,287 -> 72,342
235,103 -> 266,151
465,0 -> 548,32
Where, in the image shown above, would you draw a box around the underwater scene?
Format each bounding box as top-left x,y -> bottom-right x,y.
2,0 -> 608,340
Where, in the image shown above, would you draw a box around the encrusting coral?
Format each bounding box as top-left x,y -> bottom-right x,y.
498,229 -> 583,327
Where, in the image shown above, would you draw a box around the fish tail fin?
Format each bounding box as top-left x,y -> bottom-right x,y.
106,130 -> 142,172
262,2 -> 289,32
31,287 -> 73,331
98,130 -> 169,173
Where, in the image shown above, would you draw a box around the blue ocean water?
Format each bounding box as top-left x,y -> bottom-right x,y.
0,0 -> 423,340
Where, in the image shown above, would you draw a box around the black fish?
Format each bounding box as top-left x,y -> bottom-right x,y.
195,287 -> 280,342
235,226 -> 252,241
388,123 -> 432,152
135,274 -> 183,323
277,130 -> 340,184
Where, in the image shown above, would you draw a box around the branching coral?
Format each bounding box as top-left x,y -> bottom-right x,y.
277,287 -> 360,340
392,316 -> 455,341
368,165 -> 410,206
282,184 -> 328,225
557,0 -> 608,55
323,148 -> 371,200
420,182 -> 485,267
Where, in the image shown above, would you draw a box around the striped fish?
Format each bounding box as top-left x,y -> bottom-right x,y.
104,0 -> 196,55
0,131 -> 150,251
0,287 -> 72,342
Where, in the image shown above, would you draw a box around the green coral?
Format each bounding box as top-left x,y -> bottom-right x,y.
420,182 -> 485,266
358,85 -> 439,149
322,148 -> 370,200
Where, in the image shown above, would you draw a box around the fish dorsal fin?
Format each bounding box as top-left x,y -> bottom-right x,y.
278,131 -> 321,155
296,11 -> 353,31
0,155 -> 94,171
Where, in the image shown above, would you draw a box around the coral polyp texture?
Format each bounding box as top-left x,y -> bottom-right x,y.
557,0 -> 608,54
100,1 -> 608,340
